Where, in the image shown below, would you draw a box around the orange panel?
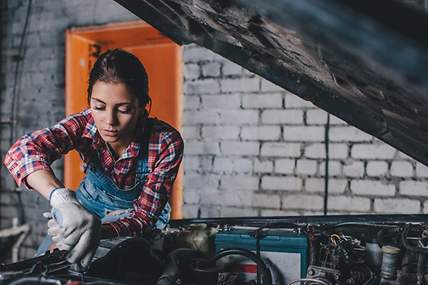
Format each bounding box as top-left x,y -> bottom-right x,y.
65,21 -> 183,218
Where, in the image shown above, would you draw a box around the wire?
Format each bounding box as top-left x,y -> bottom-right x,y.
323,114 -> 330,215
288,278 -> 331,285
192,248 -> 273,285
10,0 -> 32,145
8,0 -> 33,227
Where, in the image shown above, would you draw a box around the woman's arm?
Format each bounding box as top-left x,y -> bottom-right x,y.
3,110 -> 89,190
25,169 -> 64,199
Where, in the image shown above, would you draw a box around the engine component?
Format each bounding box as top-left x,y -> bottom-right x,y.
380,246 -> 400,280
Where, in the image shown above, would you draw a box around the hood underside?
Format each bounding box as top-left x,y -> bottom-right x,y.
115,0 -> 428,165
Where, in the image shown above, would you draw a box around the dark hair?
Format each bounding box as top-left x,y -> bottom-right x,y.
87,49 -> 150,107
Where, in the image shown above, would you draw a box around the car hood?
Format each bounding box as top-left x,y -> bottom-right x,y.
115,0 -> 428,165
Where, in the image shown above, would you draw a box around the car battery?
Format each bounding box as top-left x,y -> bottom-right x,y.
215,228 -> 308,285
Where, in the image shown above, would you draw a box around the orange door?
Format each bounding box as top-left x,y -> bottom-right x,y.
65,21 -> 183,218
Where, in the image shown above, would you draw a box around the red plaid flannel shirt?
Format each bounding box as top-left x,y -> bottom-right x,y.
3,109 -> 183,237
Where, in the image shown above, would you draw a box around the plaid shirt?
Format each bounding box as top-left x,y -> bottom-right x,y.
3,109 -> 183,237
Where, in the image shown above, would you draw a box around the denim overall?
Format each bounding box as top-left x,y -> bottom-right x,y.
36,121 -> 170,255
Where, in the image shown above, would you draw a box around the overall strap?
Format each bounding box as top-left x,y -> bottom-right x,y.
136,118 -> 153,179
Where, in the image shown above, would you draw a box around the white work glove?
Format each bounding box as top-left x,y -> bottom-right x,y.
48,188 -> 101,268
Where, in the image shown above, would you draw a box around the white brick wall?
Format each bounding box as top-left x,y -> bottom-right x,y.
181,44 -> 428,220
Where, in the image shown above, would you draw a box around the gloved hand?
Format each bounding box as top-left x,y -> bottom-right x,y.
48,188 -> 101,268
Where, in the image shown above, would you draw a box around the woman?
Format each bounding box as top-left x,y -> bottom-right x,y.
3,49 -> 184,268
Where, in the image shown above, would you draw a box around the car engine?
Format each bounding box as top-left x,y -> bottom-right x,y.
1,217 -> 428,285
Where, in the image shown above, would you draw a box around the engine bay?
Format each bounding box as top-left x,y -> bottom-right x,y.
2,215 -> 428,285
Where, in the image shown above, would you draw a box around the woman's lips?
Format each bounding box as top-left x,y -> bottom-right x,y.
102,129 -> 119,137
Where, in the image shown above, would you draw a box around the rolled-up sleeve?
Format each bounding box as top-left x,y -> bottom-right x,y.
3,113 -> 87,187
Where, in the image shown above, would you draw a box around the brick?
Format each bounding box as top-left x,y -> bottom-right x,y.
254,159 -> 274,173
201,94 -> 241,109
366,161 -> 389,176
202,190 -> 253,207
261,110 -> 303,124
183,157 -> 199,171
201,62 -> 221,77
184,79 -> 220,94
183,95 -> 200,110
390,161 -> 414,177
374,198 -> 420,214
241,126 -> 281,141
284,126 -> 324,142
218,110 -> 259,125
305,178 -> 347,193
221,142 -> 260,156
183,190 -> 201,204
296,159 -> 317,176
252,193 -> 281,208
330,115 -> 347,125
214,158 -> 253,173
183,46 -> 218,62
184,173 -> 219,190
330,127 -> 372,142
184,110 -> 220,124
242,94 -> 283,109
400,181 -> 428,197
305,143 -> 348,159
200,157 -> 214,171
220,207 -> 259,217
423,201 -> 428,214
260,78 -> 284,92
306,110 -> 328,125
220,175 -> 259,190
199,206 -> 220,218
351,144 -> 396,159
396,151 -> 413,160
261,142 -> 301,157
351,180 -> 395,196
416,162 -> 428,177
343,161 -> 365,178
182,126 -> 200,139
328,196 -> 371,212
261,209 -> 300,216
184,63 -> 200,80
183,205 -> 200,218
184,141 -> 220,155
222,61 -> 242,76
285,93 -> 314,108
319,161 -> 342,176
282,194 -> 324,210
274,159 -> 295,174
202,126 -> 240,140
261,176 -> 303,191
220,78 -> 260,93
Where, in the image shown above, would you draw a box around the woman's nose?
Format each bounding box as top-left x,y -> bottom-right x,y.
105,110 -> 118,125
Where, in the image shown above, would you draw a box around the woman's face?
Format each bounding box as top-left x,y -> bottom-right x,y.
90,81 -> 142,150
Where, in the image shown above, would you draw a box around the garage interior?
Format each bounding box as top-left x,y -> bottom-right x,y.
1,1 -> 428,284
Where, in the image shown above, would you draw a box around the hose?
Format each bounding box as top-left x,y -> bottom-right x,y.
9,276 -> 61,285
192,248 -> 273,285
401,224 -> 428,253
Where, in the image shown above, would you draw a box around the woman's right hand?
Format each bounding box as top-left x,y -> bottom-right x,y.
49,188 -> 101,268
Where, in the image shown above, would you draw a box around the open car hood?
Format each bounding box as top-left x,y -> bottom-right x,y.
114,0 -> 428,165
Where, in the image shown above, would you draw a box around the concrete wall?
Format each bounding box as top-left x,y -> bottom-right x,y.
1,0 -> 428,260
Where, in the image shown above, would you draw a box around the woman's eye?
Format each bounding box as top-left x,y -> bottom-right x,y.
93,105 -> 105,110
118,106 -> 132,113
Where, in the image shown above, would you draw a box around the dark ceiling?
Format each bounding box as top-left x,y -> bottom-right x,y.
115,0 -> 428,165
